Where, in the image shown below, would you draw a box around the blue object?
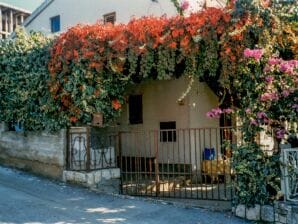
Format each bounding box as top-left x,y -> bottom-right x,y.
14,122 -> 24,132
51,15 -> 60,33
203,148 -> 215,160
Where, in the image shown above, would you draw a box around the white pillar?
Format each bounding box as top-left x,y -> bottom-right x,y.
20,14 -> 24,25
14,13 -> 18,28
0,8 -> 2,39
9,10 -> 13,33
5,12 -> 8,38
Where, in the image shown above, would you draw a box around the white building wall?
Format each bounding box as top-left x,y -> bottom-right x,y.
116,77 -> 220,169
25,0 -> 226,34
25,0 -> 177,34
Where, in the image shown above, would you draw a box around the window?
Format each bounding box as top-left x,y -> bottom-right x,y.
50,15 -> 60,33
129,95 -> 143,124
103,12 -> 116,24
160,121 -> 176,142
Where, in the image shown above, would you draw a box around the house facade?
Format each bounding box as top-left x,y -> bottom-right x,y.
24,0 -> 226,34
22,0 -> 229,181
115,76 -> 223,170
0,2 -> 30,39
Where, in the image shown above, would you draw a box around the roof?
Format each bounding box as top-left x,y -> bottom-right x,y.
0,2 -> 31,14
23,0 -> 55,27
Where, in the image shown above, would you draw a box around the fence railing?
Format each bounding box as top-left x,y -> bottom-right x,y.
281,147 -> 298,202
67,127 -> 118,171
117,126 -> 243,200
66,125 -> 279,201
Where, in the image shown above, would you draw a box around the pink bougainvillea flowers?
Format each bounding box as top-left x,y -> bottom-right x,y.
260,92 -> 279,102
206,107 -> 233,118
268,57 -> 282,66
206,107 -> 223,118
180,0 -> 190,11
243,48 -> 264,61
264,76 -> 274,83
279,60 -> 298,75
276,129 -> 287,140
250,119 -> 258,126
257,111 -> 269,124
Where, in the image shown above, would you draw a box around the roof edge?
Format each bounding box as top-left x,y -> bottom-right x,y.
23,0 -> 55,27
0,2 -> 31,14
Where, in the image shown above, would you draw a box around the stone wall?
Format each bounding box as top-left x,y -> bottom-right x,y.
274,202 -> 298,224
235,202 -> 298,223
0,123 -> 67,179
63,169 -> 120,194
235,204 -> 274,222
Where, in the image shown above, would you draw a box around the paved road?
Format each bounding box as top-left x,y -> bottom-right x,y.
0,166 -> 250,224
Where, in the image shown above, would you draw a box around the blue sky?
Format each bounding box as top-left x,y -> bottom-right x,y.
0,0 -> 44,12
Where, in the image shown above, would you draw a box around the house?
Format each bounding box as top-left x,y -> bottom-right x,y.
23,0 -> 229,168
0,2 -> 30,39
23,0 -> 226,34
116,77 -> 222,164
23,0 -> 231,198
1,0 -> 234,200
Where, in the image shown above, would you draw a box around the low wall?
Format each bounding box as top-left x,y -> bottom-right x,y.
63,168 -> 120,194
274,201 -> 298,224
0,123 -> 67,179
235,202 -> 298,223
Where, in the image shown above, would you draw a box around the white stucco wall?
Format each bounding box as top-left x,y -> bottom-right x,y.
116,77 -> 220,169
25,0 -> 226,34
25,0 -> 177,34
117,77 -> 219,130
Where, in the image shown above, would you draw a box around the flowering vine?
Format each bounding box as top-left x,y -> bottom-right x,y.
234,49 -> 297,206
170,0 -> 190,15
48,7 -> 230,125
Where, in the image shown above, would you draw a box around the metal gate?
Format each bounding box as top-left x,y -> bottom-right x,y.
67,126 -> 241,201
118,127 -> 241,201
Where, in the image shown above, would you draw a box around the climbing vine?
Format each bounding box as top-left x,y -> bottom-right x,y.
0,29 -> 64,131
206,0 -> 298,206
48,8 -> 230,126
231,50 -> 298,206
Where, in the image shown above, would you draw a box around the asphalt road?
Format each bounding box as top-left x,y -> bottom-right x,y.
0,166 -> 250,224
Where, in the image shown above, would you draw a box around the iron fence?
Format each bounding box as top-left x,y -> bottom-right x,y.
281,147 -> 298,202
67,126 -> 280,201
67,127 -> 118,171
118,127 -> 242,201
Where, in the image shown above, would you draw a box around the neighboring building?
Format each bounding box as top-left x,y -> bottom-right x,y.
24,0 -> 226,34
0,2 -> 30,39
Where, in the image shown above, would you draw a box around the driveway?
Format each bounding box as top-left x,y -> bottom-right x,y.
0,166 -> 249,224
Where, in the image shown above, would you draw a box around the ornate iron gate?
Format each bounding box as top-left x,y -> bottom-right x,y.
67,127 -> 118,171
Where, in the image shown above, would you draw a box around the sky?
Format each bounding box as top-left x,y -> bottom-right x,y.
0,0 -> 44,12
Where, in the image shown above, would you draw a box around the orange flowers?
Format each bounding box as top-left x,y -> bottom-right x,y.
172,29 -> 184,38
168,42 -> 177,49
112,99 -> 121,110
47,6 -> 233,125
69,116 -> 78,123
89,62 -> 102,71
83,51 -> 95,58
48,7 -> 230,79
73,50 -> 79,59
